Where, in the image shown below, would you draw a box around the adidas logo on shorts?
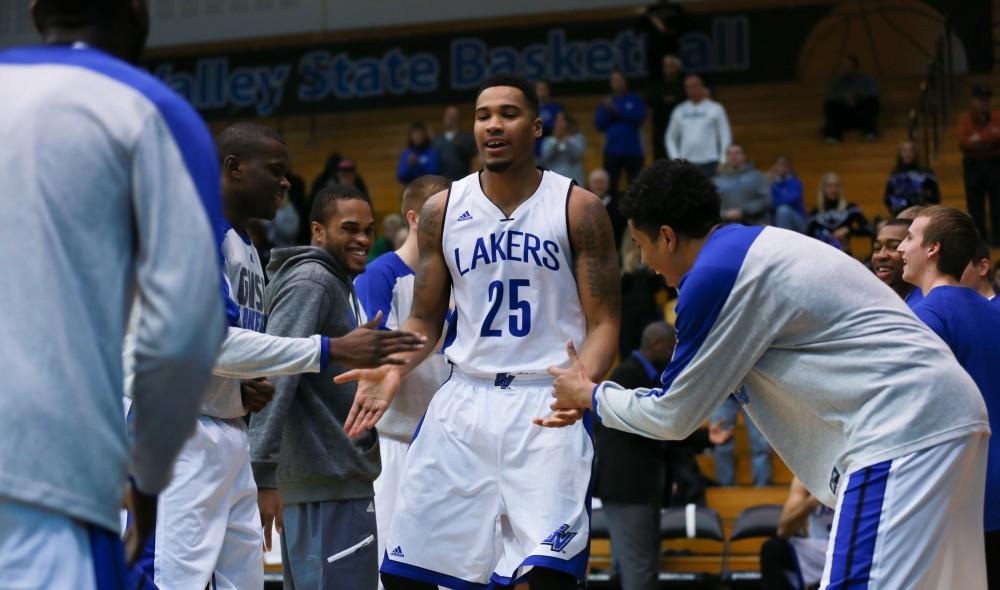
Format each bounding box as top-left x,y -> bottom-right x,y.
457,210 -> 473,222
391,546 -> 405,558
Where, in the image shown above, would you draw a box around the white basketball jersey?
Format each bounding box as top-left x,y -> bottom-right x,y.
200,227 -> 267,418
442,170 -> 585,377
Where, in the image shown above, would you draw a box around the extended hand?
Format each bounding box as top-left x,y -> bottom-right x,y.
123,484 -> 157,566
241,378 -> 275,413
331,311 -> 425,369
540,341 -> 595,427
258,488 -> 284,552
708,418 -> 733,445
335,365 -> 402,439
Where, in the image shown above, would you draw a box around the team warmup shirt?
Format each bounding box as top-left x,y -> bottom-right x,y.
199,227 -> 329,419
912,285 -> 1000,531
0,45 -> 226,533
593,225 -> 989,506
354,252 -> 451,439
443,170 -> 586,377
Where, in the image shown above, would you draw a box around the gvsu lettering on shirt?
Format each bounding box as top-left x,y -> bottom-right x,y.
541,524 -> 577,553
240,307 -> 266,332
453,230 -> 560,276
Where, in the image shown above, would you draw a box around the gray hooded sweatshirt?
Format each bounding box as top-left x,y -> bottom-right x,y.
249,246 -> 380,504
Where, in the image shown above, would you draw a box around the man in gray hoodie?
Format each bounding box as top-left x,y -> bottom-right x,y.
250,184 -> 385,589
713,143 -> 773,227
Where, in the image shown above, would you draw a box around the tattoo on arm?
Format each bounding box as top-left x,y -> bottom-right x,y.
574,197 -> 622,316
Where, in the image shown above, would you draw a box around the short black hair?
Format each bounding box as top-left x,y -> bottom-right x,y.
309,184 -> 372,225
918,206 -> 979,281
620,159 -> 721,240
34,0 -> 117,26
477,74 -> 539,116
215,122 -> 285,164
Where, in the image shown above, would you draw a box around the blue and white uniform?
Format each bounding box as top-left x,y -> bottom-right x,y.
355,252 -> 452,566
128,227 -> 332,590
787,505 -> 836,588
381,170 -> 593,587
912,285 -> 1000,533
594,225 -> 990,590
0,45 -> 226,589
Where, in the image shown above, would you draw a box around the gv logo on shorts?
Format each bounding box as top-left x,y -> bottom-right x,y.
541,524 -> 577,553
494,373 -> 515,389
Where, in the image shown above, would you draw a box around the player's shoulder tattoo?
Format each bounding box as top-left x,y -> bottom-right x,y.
417,191 -> 447,240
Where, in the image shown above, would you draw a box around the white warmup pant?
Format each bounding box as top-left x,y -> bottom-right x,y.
374,433 -> 409,570
820,433 -> 989,589
0,500 -> 125,590
150,416 -> 264,590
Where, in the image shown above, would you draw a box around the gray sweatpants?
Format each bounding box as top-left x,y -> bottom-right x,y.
605,502 -> 660,590
281,498 -> 378,590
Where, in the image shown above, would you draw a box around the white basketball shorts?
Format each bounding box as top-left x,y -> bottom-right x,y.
380,370 -> 594,587
820,432 -> 989,589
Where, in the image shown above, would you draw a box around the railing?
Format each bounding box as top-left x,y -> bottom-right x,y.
908,20 -> 955,163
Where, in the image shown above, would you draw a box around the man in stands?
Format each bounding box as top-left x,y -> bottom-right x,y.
666,74 -> 731,178
822,55 -> 880,143
959,86 -> 1000,246
898,206 -> 1000,588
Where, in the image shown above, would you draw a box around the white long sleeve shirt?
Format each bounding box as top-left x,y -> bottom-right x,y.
594,225 -> 989,506
665,99 -> 732,165
0,45 -> 226,533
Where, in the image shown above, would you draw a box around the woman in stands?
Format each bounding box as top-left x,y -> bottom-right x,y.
883,140 -> 940,216
806,172 -> 870,255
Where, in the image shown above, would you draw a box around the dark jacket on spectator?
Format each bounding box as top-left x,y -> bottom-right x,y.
807,202 -> 870,247
396,145 -> 441,183
595,93 -> 647,157
771,173 -> 806,219
884,165 -> 940,215
432,130 -> 476,181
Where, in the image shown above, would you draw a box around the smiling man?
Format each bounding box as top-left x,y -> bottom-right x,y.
249,184 -> 392,589
546,160 -> 990,589
898,206 -> 1000,587
337,74 -> 620,590
871,218 -> 921,305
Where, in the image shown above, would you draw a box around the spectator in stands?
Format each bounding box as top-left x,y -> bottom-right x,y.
540,111 -> 585,185
822,55 -> 880,143
595,69 -> 647,193
884,140 -> 940,216
960,241 -> 997,301
396,122 -> 440,184
618,233 -> 668,359
712,391 -> 771,487
714,143 -> 771,226
665,74 -> 731,178
536,80 -> 564,142
899,206 -> 1000,587
959,86 -> 1000,246
311,152 -> 369,199
759,477 -> 835,590
335,158 -> 369,198
872,219 -> 922,306
589,168 -> 626,249
432,106 -> 476,180
768,155 -> 807,233
596,321 -> 730,590
806,172 -> 870,255
647,55 -> 686,160
368,213 -> 404,262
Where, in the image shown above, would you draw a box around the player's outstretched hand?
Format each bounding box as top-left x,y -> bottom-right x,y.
241,377 -> 275,413
258,488 -> 283,552
123,484 -> 157,566
336,365 -> 402,439
708,419 -> 734,445
330,311 -> 426,369
539,341 -> 596,428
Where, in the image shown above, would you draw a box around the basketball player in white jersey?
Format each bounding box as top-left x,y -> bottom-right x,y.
354,175 -> 455,566
338,74 -> 621,589
129,123 -> 424,590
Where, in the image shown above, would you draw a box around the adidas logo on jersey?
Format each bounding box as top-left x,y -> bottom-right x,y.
457,210 -> 473,222
390,546 -> 405,558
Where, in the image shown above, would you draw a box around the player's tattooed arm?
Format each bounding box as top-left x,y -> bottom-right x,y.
567,185 -> 621,382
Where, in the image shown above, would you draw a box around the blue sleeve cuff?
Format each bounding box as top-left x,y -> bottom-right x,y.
320,336 -> 330,372
591,383 -> 603,424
